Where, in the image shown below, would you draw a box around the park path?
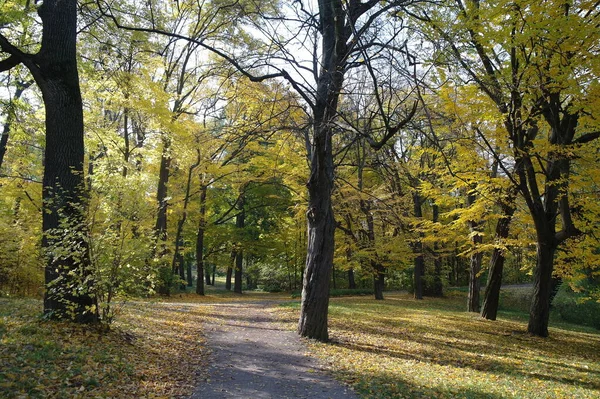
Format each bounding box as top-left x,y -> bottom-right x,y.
188,301 -> 358,399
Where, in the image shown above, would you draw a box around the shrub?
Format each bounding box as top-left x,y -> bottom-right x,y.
553,284 -> 600,330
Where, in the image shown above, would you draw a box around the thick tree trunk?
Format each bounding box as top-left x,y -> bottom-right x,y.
481,199 -> 515,320
36,0 -> 97,322
298,125 -> 335,341
528,240 -> 557,337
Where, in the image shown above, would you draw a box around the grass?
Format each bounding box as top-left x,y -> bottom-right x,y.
2,287 -> 599,398
274,293 -> 600,399
0,297 -> 212,398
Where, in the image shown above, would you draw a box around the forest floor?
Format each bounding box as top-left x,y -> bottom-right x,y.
1,287 -> 600,398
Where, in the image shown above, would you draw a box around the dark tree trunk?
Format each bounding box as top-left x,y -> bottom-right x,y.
528,239 -> 557,337
297,116 -> 336,341
0,81 -> 30,170
233,198 -> 245,294
412,192 -> 424,300
32,0 -> 97,322
348,268 -> 356,289
481,198 -> 516,320
467,187 -> 483,313
172,153 -> 200,275
195,183 -> 207,295
154,137 -> 171,254
186,261 -> 193,287
205,265 -> 212,286
234,250 -> 243,294
430,204 -> 443,296
225,251 -> 234,291
211,264 -> 216,285
373,263 -> 385,300
467,229 -> 483,313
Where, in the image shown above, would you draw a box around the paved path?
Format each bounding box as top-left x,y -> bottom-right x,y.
189,301 -> 358,399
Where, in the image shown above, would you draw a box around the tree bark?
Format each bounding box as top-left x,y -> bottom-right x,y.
195,184 -> 207,295
430,204 -> 443,296
467,231 -> 483,312
154,136 -> 171,254
225,251 -> 234,291
33,0 -> 97,322
412,192 -> 424,300
481,197 -> 515,320
233,195 -> 245,294
348,268 -> 356,289
0,81 -> 30,170
528,239 -> 556,337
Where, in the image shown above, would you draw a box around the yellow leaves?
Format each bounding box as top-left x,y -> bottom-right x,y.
274,294 -> 600,399
0,298 -> 211,399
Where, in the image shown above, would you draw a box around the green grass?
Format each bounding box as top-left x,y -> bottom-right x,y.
0,297 -> 211,398
275,292 -> 600,399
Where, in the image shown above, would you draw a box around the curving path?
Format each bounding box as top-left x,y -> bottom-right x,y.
189,301 -> 358,399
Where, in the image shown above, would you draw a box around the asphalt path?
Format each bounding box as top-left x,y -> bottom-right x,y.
189,301 -> 358,399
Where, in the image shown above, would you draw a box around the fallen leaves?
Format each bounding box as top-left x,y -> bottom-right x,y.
273,294 -> 600,399
0,297 -> 211,398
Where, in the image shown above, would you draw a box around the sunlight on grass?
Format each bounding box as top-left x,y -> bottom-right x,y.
0,297 -> 212,398
274,293 -> 600,399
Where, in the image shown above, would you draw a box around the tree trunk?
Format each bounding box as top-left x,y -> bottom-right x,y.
373,263 -> 385,300
467,230 -> 483,312
186,261 -> 193,287
348,268 -> 356,289
172,154 -> 200,274
528,239 -> 557,337
205,266 -> 212,286
195,183 -> 207,295
481,198 -> 515,320
234,249 -> 243,294
233,204 -> 245,294
225,251 -> 234,290
34,0 -> 97,322
430,204 -> 443,296
154,136 -> 171,254
412,192 -> 424,300
0,81 -> 30,170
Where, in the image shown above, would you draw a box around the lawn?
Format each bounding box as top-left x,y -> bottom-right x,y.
0,297 -> 211,398
1,289 -> 598,398
274,293 -> 600,399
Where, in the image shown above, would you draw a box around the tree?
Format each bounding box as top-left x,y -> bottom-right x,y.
409,0 -> 600,336
0,0 -> 97,321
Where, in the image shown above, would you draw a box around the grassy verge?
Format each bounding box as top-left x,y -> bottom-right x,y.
0,297 -> 211,398
273,293 -> 600,399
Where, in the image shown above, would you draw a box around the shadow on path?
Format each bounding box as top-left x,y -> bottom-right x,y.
189,302 -> 358,399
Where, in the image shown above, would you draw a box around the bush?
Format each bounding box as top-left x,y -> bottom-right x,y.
553,284 -> 600,330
